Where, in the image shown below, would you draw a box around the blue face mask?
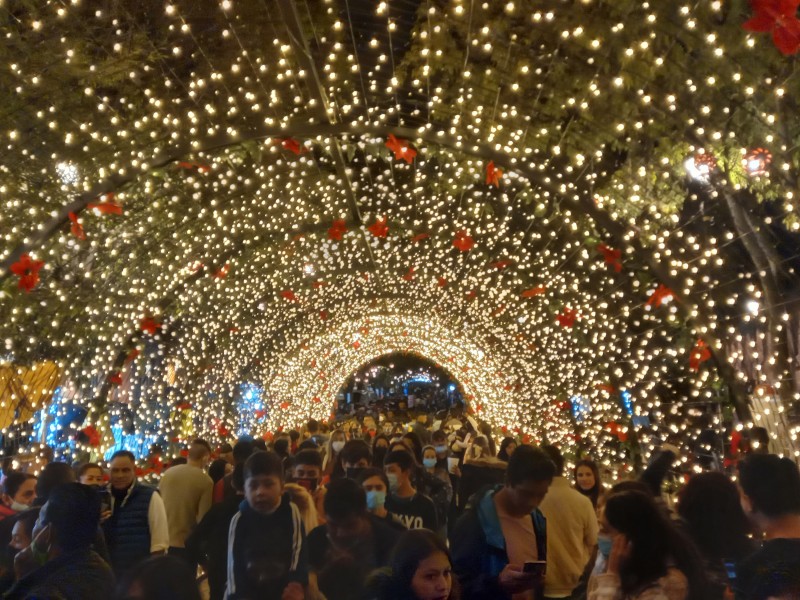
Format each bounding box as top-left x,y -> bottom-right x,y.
386,472 -> 400,494
423,458 -> 437,469
366,490 -> 386,511
597,535 -> 613,558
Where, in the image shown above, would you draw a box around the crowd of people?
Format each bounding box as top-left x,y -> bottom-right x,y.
0,405 -> 797,600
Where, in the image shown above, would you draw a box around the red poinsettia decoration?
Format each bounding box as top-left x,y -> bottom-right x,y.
80,426 -> 101,448
213,264 -> 230,279
368,216 -> 389,238
743,0 -> 800,56
177,161 -> 211,173
689,338 -> 712,372
403,267 -> 415,281
68,212 -> 86,240
140,316 -> 161,335
437,277 -> 448,288
490,259 -> 513,270
605,422 -> 628,442
87,193 -> 123,215
328,219 -> 347,241
10,254 -> 44,292
385,134 -> 417,163
597,243 -> 622,273
124,348 -> 140,364
646,284 -> 675,307
281,290 -> 298,302
453,229 -> 475,252
557,307 -> 579,328
485,161 -> 503,187
280,137 -> 307,155
521,285 -> 547,298
108,372 -> 123,386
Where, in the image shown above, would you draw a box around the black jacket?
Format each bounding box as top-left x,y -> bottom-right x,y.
4,549 -> 114,600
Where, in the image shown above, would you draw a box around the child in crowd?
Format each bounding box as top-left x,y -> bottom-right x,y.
225,450 -> 307,600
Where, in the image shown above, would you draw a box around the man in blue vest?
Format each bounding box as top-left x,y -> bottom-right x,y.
102,450 -> 169,575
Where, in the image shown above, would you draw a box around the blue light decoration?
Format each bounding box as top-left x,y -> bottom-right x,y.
620,390 -> 633,416
448,384 -> 456,392
239,383 -> 265,436
570,395 -> 591,422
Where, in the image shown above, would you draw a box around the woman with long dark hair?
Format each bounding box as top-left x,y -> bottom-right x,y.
677,472 -> 754,598
496,437 -> 516,462
574,459 -> 605,509
589,490 -> 707,600
366,529 -> 459,600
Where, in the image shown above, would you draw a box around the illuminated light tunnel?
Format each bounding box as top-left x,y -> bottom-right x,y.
0,0 -> 797,464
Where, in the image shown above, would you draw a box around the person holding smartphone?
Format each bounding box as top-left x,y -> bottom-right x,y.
450,445 -> 555,600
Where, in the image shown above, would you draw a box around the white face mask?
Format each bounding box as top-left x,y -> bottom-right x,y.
332,441 -> 345,453
10,501 -> 29,512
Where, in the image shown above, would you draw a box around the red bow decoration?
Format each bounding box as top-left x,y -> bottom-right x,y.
437,277 -> 448,288
217,425 -> 229,437
80,426 -> 101,448
411,232 -> 430,243
368,217 -> 389,238
485,161 -> 503,187
646,284 -> 675,307
490,259 -> 513,270
597,243 -> 622,273
320,310 -> 329,320
87,194 -> 123,215
255,409 -> 267,419
385,134 -> 417,163
689,338 -> 712,372
177,161 -> 211,173
352,340 -> 361,349
108,372 -> 123,386
140,317 -> 161,335
328,219 -> 347,241
280,402 -> 291,410
521,286 -> 547,298
279,137 -> 307,155
176,402 -> 192,410
403,267 -> 415,281
9,254 -> 44,292
68,212 -> 86,240
557,307 -> 578,328
743,0 -> 800,55
281,290 -> 298,302
213,264 -> 230,279
313,396 -> 322,403
453,229 -> 475,252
